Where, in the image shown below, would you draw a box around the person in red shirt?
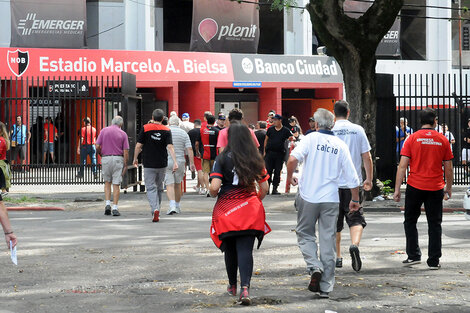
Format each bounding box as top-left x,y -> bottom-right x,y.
0,123 -> 16,250
394,108 -> 453,270
196,115 -> 219,195
43,117 -> 58,164
76,117 -> 98,179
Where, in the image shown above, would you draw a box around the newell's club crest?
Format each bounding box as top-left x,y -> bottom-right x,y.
7,49 -> 29,77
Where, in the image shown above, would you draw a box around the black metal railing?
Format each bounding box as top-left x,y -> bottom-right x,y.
1,75 -> 121,184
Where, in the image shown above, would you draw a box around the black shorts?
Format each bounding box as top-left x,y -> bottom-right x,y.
12,144 -> 26,160
337,188 -> 367,232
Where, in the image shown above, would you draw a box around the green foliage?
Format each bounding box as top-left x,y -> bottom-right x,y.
4,196 -> 60,204
270,0 -> 298,10
381,179 -> 394,197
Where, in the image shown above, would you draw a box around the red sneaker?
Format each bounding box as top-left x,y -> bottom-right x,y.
227,284 -> 236,296
152,210 -> 160,222
239,287 -> 251,305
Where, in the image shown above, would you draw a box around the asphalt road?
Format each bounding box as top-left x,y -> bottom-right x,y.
1,204 -> 469,313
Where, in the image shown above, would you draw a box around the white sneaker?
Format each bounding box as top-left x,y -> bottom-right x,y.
175,207 -> 181,214
198,188 -> 206,195
166,207 -> 177,215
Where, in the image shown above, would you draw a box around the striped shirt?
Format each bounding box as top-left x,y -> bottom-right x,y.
168,126 -> 192,162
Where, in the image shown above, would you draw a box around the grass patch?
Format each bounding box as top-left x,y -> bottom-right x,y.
3,196 -> 61,204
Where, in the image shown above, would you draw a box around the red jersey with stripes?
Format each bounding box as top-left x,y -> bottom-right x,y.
137,123 -> 173,168
200,124 -> 219,160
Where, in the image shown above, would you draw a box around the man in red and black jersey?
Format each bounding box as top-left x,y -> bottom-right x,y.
133,109 -> 177,222
196,115 -> 219,195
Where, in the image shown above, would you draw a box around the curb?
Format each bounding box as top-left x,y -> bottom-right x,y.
7,207 -> 65,211
363,207 -> 466,213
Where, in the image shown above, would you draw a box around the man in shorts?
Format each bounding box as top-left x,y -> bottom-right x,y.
10,115 -> 30,171
96,116 -> 129,216
43,117 -> 57,164
165,115 -> 195,215
332,100 -> 373,272
188,119 -> 204,194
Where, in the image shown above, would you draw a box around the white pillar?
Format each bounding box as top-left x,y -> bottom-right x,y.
427,0 -> 452,74
125,0 -> 154,51
283,0 -> 312,55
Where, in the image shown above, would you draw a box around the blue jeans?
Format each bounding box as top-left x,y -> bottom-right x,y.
79,145 -> 97,174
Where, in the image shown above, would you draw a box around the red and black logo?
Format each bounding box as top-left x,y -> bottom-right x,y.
7,49 -> 29,77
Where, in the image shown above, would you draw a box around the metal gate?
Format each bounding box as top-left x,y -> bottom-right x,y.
395,73 -> 470,185
0,75 -> 122,184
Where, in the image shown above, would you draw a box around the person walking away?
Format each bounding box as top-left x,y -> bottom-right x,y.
188,119 -> 204,194
10,116 -> 30,171
196,115 -> 219,196
76,117 -> 98,179
0,122 -> 11,197
209,122 -> 270,305
264,114 -> 293,195
133,109 -> 177,222
394,108 -> 453,270
332,100 -> 373,272
179,113 -> 194,133
254,121 -> 267,155
286,108 -> 360,298
43,117 -> 57,164
95,116 -> 129,216
165,116 -> 196,215
217,108 -> 260,153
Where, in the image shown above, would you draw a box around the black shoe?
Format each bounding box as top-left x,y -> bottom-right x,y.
349,245 -> 362,272
402,258 -> 421,266
428,264 -> 441,270
271,188 -> 281,195
112,209 -> 121,216
319,291 -> 329,299
94,173 -> 98,180
308,269 -> 321,292
336,258 -> 343,268
104,205 -> 111,215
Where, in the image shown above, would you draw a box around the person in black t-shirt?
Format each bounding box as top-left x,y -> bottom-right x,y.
462,118 -> 470,175
133,109 -> 177,222
208,123 -> 269,305
288,117 -> 301,142
254,121 -> 267,155
264,114 -> 293,195
305,117 -> 316,135
188,119 -> 204,194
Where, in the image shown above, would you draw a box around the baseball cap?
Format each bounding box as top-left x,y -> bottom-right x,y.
268,112 -> 275,117
182,113 -> 190,119
309,117 -> 315,122
218,114 -> 226,120
273,114 -> 282,120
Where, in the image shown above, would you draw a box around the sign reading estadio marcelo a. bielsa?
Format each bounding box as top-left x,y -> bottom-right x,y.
0,48 -> 343,84
190,0 -> 260,53
10,0 -> 87,49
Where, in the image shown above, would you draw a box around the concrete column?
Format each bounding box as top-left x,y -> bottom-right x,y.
125,0 -> 155,51
283,0 -> 312,55
427,0 -> 452,74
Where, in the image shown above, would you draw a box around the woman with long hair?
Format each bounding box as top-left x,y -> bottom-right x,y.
209,122 -> 270,305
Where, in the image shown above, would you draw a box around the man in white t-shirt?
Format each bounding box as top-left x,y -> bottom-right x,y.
332,100 -> 373,272
286,108 -> 360,298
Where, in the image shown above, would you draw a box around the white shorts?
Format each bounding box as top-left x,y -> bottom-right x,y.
102,156 -> 124,185
462,148 -> 470,162
165,160 -> 186,185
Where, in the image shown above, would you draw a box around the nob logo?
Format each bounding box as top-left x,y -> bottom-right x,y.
7,49 -> 29,77
17,13 -> 85,36
241,58 -> 254,74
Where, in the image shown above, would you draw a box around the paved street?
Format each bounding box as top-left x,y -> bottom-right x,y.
1,191 -> 469,313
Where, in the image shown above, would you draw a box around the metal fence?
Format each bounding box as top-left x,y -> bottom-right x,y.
0,75 -> 121,184
395,73 -> 470,185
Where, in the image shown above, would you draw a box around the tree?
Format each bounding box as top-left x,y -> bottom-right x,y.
273,0 -> 403,195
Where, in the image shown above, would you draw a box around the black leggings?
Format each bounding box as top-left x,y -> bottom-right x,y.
224,235 -> 256,288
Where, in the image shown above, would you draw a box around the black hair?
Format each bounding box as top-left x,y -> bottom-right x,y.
152,109 -> 164,122
228,108 -> 243,122
194,119 -> 202,126
207,115 -> 216,125
83,117 -> 91,124
162,116 -> 168,125
420,108 -> 437,126
334,100 -> 349,118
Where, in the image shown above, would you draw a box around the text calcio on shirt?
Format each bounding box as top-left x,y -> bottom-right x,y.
317,144 -> 338,154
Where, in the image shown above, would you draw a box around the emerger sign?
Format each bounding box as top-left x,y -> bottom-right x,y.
10,0 -> 87,48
